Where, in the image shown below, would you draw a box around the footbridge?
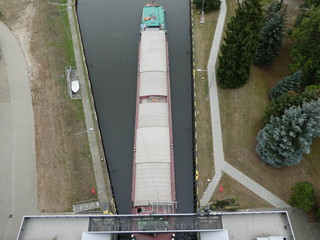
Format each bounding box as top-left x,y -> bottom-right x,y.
17,211 -> 295,240
88,213 -> 222,233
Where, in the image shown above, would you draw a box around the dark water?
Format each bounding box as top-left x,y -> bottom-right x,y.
77,0 -> 194,214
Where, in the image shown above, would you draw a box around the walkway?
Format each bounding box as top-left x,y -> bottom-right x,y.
0,22 -> 38,239
66,0 -> 114,211
199,0 -> 290,209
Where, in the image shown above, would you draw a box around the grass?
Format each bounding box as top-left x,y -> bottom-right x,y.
25,1 -> 97,212
59,5 -> 76,66
210,173 -> 273,209
192,8 -> 219,198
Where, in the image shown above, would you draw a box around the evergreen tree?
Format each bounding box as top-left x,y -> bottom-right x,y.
254,1 -> 286,66
217,0 -> 263,88
262,88 -> 320,124
269,71 -> 302,100
256,100 -> 320,167
289,182 -> 315,211
194,0 -> 221,12
290,6 -> 320,86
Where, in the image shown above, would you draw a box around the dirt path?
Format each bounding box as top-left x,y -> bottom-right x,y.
0,0 -> 97,212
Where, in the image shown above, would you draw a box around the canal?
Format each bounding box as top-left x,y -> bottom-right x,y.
77,0 -> 194,214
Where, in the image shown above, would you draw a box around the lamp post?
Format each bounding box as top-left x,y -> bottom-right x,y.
74,127 -> 94,136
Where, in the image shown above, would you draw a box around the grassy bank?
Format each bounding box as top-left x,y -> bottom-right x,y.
192,8 -> 219,197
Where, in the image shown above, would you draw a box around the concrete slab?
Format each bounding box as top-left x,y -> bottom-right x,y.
0,21 -> 38,240
221,213 -> 293,240
18,217 -> 90,240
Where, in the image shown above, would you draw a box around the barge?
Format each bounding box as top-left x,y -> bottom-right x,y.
131,3 -> 176,240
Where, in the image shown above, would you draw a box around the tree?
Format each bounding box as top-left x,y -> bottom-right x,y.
256,100 -> 320,167
269,71 -> 302,100
194,0 -> 221,12
290,6 -> 320,86
289,182 -> 315,211
262,87 -> 320,124
217,0 -> 263,88
254,1 -> 286,66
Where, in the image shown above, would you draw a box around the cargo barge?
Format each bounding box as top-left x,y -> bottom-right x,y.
131,3 -> 176,240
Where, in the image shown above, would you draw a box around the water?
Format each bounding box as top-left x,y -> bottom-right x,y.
77,0 -> 194,214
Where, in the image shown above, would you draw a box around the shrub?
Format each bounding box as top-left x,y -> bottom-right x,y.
289,182 -> 315,211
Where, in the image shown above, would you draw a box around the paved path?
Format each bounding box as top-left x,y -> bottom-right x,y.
199,0 -> 290,209
67,0 -> 113,210
0,22 -> 38,240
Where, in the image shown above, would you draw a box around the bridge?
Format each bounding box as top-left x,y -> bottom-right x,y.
88,213 -> 222,233
17,211 -> 295,240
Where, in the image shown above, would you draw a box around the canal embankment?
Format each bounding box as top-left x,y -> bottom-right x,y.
68,0 -> 116,213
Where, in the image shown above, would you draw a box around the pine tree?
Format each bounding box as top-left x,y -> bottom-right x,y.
255,1 -> 286,66
290,6 -> 320,86
269,71 -> 302,100
256,100 -> 320,167
262,88 -> 320,124
217,0 -> 263,88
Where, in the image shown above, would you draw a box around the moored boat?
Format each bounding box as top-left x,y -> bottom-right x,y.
131,3 -> 176,240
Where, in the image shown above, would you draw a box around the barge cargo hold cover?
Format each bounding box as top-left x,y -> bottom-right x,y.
131,3 -> 176,214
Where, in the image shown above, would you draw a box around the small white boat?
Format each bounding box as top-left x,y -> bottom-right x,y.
71,80 -> 80,93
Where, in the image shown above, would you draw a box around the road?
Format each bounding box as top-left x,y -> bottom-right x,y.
0,22 -> 38,240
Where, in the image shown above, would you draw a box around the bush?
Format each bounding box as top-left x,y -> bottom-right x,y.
289,182 -> 315,211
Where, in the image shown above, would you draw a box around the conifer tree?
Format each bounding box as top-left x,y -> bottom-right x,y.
269,71 -> 302,100
256,100 -> 320,167
255,1 -> 286,66
262,88 -> 320,124
217,0 -> 263,88
290,6 -> 320,86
